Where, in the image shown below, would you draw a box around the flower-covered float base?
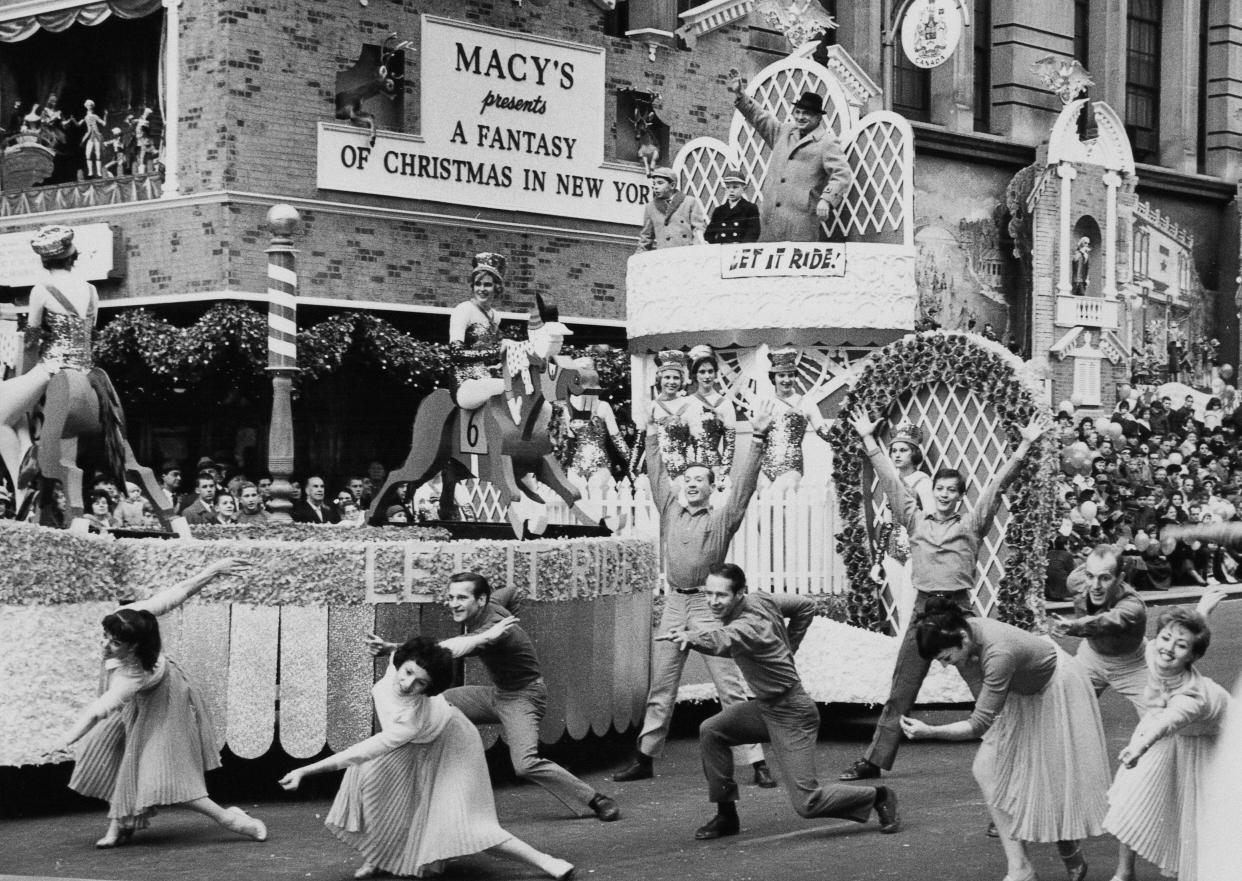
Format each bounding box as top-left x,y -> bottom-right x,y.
0,521 -> 657,768
676,618 -> 971,705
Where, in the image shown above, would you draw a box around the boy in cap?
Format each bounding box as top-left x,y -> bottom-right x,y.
636,167 -> 707,252
726,75 -> 851,242
705,168 -> 761,244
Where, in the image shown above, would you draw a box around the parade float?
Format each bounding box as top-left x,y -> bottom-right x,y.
626,41 -> 1058,706
0,221 -> 659,770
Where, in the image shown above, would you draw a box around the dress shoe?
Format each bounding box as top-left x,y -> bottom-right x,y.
613,758 -> 654,782
839,758 -> 881,781
589,793 -> 621,822
873,786 -> 900,833
752,763 -> 776,788
694,812 -> 740,840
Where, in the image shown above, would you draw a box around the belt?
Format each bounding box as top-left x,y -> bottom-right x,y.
673,587 -> 700,595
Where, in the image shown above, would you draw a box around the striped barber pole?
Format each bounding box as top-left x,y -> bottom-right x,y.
267,251 -> 297,370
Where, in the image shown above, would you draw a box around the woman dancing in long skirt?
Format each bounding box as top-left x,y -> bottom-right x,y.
279,635 -> 574,880
900,598 -> 1111,881
1104,607 -> 1231,881
57,558 -> 266,847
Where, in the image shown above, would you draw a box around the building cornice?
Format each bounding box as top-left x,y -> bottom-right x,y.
0,190 -> 638,246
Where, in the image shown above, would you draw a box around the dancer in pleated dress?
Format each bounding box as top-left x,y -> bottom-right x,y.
278,635 -> 574,880
58,558 -> 265,848
900,598 -> 1110,881
1103,607 -> 1232,881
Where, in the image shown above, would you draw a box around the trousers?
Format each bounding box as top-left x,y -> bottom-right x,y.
864,589 -> 972,770
701,684 -> 875,821
1074,640 -> 1147,714
443,678 -> 597,816
638,590 -> 762,765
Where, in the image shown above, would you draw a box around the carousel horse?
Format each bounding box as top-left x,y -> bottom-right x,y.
368,339 -> 608,537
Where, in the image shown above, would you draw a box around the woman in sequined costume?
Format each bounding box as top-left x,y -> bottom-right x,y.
0,227 -> 89,510
760,348 -> 829,492
449,253 -> 508,410
558,355 -> 629,496
685,346 -> 736,488
630,350 -> 695,482
873,422 -> 935,638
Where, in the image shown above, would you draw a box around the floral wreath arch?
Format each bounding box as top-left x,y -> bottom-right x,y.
825,332 -> 1059,633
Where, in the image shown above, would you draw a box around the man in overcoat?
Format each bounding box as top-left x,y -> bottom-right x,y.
726,77 -> 851,242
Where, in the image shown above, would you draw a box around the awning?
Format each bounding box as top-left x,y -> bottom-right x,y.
0,0 -> 162,42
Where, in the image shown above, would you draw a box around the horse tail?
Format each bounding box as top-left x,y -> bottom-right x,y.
88,367 -> 129,489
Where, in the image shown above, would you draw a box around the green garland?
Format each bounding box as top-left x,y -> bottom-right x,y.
826,332 -> 1059,633
93,304 -> 631,412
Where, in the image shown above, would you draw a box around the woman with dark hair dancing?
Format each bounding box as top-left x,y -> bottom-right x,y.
279,635 -> 574,880
899,598 -> 1111,881
57,558 -> 264,848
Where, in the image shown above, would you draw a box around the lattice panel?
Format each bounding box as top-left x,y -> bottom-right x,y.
674,46 -> 913,246
825,112 -> 913,242
866,384 -> 1014,627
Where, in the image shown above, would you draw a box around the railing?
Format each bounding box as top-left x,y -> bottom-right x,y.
0,171 -> 162,217
462,476 -> 851,597
1056,295 -> 1119,328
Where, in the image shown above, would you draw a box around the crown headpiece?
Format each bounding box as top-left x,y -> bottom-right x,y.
31,225 -> 76,259
655,349 -> 689,376
768,347 -> 799,374
470,252 -> 506,282
891,420 -> 924,448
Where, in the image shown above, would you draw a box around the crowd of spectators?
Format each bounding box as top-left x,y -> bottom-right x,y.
1046,383 -> 1242,600
0,456 -> 455,532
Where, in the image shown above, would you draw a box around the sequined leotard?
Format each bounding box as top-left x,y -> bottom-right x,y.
691,392 -> 736,471
40,309 -> 93,370
652,397 -> 694,479
760,397 -> 810,482
565,403 -> 611,481
450,302 -> 502,385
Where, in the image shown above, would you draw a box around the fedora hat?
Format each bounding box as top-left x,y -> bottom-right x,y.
791,92 -> 825,115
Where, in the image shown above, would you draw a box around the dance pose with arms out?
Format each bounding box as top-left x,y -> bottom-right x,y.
280,637 -> 574,880
614,400 -> 778,787
1103,607 -> 1231,881
660,563 -> 901,840
58,559 -> 265,848
367,574 -> 620,822
901,599 -> 1110,881
840,409 -> 1050,781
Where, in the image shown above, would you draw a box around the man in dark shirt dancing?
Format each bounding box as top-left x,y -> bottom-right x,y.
661,563 -> 900,840
369,571 -> 620,822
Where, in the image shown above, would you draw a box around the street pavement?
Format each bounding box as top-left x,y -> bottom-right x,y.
3,598 -> 1240,881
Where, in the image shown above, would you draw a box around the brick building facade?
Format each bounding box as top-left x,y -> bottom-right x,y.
2,0 -> 1241,470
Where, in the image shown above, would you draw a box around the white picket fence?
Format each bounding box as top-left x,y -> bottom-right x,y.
460,476 -> 850,597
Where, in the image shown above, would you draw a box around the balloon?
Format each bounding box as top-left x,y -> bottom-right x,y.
1118,383 -> 1133,402
1104,422 -> 1125,440
1059,519 -> 1074,537
1160,533 -> 1178,556
1167,451 -> 1183,466
1210,499 -> 1237,522
1061,441 -> 1095,476
1080,501 -> 1098,521
1222,364 -> 1234,380
1070,393 -> 1084,406
1134,531 -> 1151,552
1058,399 -> 1075,416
